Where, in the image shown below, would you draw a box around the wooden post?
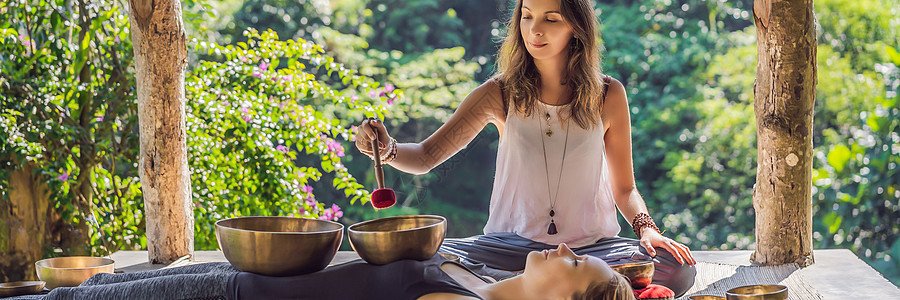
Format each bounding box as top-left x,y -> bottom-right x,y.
128,0 -> 194,264
751,0 -> 816,266
0,164 -> 50,282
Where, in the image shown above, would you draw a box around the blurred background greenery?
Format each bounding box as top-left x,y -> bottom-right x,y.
2,0 -> 898,286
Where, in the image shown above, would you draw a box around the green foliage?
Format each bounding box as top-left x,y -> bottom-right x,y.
812,48 -> 900,283
186,28 -> 392,249
1,0 -> 144,255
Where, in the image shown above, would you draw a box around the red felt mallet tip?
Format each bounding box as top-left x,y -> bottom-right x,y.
369,119 -> 396,209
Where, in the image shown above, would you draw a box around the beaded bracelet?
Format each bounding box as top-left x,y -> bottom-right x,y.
362,138 -> 397,163
382,138 -> 398,163
631,212 -> 661,239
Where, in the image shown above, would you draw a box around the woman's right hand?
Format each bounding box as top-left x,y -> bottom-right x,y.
354,117 -> 392,159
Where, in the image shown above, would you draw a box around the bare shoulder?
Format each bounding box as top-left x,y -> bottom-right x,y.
601,75 -> 629,130
418,293 -> 482,300
603,75 -> 627,106
462,77 -> 506,124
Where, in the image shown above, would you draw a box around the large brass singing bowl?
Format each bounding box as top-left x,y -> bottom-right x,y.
35,257 -> 115,290
726,284 -> 787,300
610,260 -> 655,289
215,216 -> 343,276
348,215 -> 447,265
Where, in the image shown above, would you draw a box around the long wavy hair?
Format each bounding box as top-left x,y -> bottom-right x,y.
496,0 -> 605,130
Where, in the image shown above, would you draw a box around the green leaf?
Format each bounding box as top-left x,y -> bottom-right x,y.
827,144 -> 851,173
823,212 -> 842,234
887,46 -> 900,66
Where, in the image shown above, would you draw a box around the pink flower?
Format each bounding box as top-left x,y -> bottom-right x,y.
18,34 -> 31,47
301,184 -> 314,194
96,116 -> 104,122
325,139 -> 345,157
57,172 -> 68,182
276,145 -> 288,153
282,75 -> 293,82
369,90 -> 378,98
319,208 -> 335,220
259,62 -> 269,70
386,97 -> 394,105
383,84 -> 395,93
305,196 -> 316,207
331,204 -> 343,218
114,36 -> 120,43
252,71 -> 263,78
240,107 -> 252,122
350,96 -> 359,104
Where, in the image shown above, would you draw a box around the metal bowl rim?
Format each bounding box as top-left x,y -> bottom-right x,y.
0,281 -> 45,288
215,216 -> 344,235
35,257 -> 115,270
610,260 -> 655,268
348,215 -> 446,234
725,284 -> 788,296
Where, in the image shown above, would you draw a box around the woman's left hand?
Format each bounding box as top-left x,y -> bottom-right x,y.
638,229 -> 696,265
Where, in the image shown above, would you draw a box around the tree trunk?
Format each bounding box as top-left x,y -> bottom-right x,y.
0,163 -> 51,282
128,0 -> 194,264
751,0 -> 816,266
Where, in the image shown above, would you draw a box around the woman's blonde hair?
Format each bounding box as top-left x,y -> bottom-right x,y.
572,272 -> 636,300
496,0 -> 605,130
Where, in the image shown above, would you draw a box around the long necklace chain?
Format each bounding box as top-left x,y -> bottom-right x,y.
538,109 -> 569,235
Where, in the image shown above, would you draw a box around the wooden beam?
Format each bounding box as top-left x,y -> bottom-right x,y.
128,0 -> 193,264
751,0 -> 817,267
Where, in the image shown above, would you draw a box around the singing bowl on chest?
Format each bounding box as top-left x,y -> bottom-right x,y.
215,216 -> 343,276
348,215 -> 447,265
610,260 -> 655,289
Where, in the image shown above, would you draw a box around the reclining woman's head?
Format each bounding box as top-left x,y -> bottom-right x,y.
519,243 -> 635,300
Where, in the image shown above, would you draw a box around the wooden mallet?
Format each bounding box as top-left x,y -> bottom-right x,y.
369,120 -> 396,209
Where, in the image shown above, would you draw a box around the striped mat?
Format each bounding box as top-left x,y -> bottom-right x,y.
679,262 -> 823,299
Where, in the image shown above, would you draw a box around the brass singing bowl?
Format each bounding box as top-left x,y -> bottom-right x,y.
35,257 -> 115,290
610,260 -> 655,289
0,281 -> 45,297
689,296 -> 726,300
215,216 -> 343,276
726,284 -> 788,300
348,215 -> 447,265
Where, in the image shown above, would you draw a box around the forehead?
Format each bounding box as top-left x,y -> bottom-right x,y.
522,0 -> 561,13
582,256 -> 614,281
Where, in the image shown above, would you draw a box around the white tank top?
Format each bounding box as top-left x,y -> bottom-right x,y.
484,100 -> 620,248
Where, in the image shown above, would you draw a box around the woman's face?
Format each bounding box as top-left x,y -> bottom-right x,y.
522,243 -> 618,298
520,0 -> 575,61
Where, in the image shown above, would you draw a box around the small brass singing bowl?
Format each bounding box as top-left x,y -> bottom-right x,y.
215,216 -> 343,276
35,257 -> 115,290
725,284 -> 788,300
689,295 -> 726,300
610,260 -> 655,289
0,281 -> 45,297
348,215 -> 447,265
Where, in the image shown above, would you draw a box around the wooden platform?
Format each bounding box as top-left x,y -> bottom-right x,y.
110,249 -> 899,299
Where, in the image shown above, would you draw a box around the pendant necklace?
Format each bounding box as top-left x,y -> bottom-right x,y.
538,107 -> 569,235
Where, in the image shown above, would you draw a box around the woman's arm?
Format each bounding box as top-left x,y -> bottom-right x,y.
602,77 -> 696,265
357,80 -> 505,175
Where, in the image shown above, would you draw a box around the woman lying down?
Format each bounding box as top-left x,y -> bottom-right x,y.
10,244 -> 635,300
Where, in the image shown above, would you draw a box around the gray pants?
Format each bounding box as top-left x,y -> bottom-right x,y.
439,233 -> 696,297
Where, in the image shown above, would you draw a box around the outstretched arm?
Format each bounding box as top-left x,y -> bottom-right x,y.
355,79 -> 506,175
602,77 -> 696,265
